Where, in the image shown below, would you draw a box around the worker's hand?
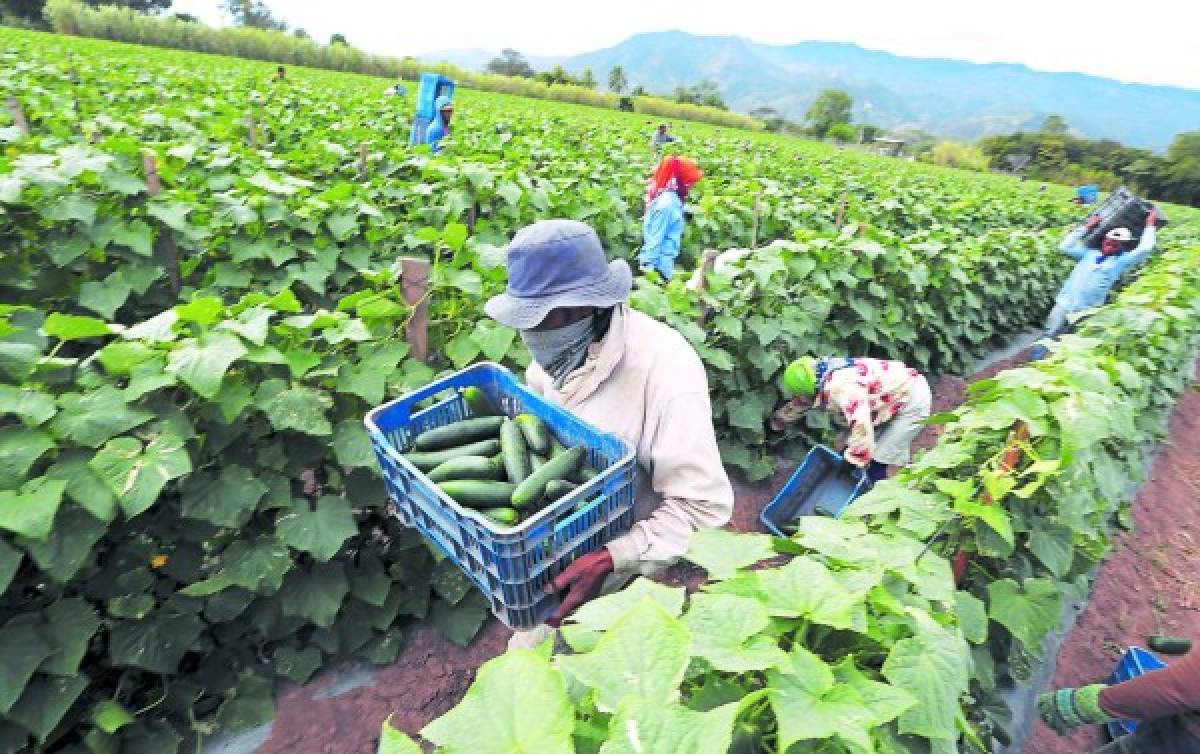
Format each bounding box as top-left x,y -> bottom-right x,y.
1085,214 -> 1102,229
1036,685 -> 1115,735
1146,209 -> 1158,227
545,550 -> 614,628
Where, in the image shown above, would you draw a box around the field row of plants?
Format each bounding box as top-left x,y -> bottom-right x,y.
1,26 -> 1197,753
39,0 -> 763,131
384,231 -> 1200,753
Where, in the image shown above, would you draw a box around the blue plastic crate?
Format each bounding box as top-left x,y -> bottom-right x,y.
759,445 -> 869,537
364,362 -> 637,629
1106,646 -> 1167,739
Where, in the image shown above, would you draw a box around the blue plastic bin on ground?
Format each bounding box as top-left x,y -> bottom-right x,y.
759,445 -> 870,537
364,362 -> 636,629
408,72 -> 456,147
1106,646 -> 1167,740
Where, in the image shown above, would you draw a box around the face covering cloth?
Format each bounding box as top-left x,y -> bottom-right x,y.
521,314 -> 597,388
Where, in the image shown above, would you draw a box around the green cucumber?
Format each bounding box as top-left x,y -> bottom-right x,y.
462,386 -> 498,416
545,479 -> 578,501
570,463 -> 600,484
530,452 -> 548,471
512,446 -> 585,509
437,480 -> 518,508
415,416 -> 503,451
481,507 -> 519,526
405,438 -> 501,471
427,455 -> 504,483
1147,635 -> 1192,655
515,413 -> 551,454
500,418 -> 532,484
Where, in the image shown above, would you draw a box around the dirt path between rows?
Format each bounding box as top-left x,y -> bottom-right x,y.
1024,361 -> 1200,754
254,350 -> 1035,753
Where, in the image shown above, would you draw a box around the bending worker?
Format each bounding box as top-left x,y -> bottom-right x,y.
639,155 -> 703,281
1038,646 -> 1200,753
1042,209 -> 1158,339
485,219 -> 733,646
769,356 -> 931,483
424,95 -> 454,153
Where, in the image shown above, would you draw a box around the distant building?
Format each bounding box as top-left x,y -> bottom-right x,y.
871,137 -> 905,157
1003,153 -> 1033,173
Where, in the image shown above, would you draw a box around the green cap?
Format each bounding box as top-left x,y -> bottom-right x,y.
782,357 -> 817,397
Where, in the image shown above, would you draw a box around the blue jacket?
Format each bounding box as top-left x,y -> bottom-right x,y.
424,95 -> 452,152
1054,226 -> 1157,314
639,190 -> 685,280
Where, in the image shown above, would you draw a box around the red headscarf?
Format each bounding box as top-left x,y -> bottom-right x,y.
644,155 -> 703,205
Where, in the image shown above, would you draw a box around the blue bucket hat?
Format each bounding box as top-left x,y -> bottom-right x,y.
484,220 -> 632,330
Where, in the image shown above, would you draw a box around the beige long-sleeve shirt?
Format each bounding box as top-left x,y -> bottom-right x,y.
525,305 -> 734,574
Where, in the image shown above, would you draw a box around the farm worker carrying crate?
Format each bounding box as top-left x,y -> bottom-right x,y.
408,72 -> 455,152
1032,209 -> 1159,357
484,219 -> 734,646
769,357 -> 932,483
1038,645 -> 1200,753
639,155 -> 703,281
1075,184 -> 1100,205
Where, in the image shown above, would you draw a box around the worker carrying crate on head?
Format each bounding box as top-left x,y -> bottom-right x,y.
408,73 -> 456,153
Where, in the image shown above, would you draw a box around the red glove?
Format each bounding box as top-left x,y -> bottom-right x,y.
1085,215 -> 1102,229
1146,209 -> 1158,227
545,550 -> 614,627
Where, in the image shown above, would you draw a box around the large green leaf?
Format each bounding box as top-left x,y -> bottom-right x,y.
557,599 -> 691,712
750,556 -> 878,630
182,538 -> 291,596
332,419 -> 375,468
108,613 -> 205,674
51,386 -> 153,448
166,333 -> 248,399
276,496 -> 357,561
90,434 -> 192,518
0,539 -> 20,594
987,578 -> 1063,655
41,313 -> 110,341
180,465 -> 268,527
45,452 -> 118,521
768,648 -> 916,753
566,577 -> 686,633
0,477 -> 66,540
260,384 -> 333,436
39,598 -> 100,676
681,593 -> 787,672
881,611 -> 970,741
599,698 -> 741,754
422,650 -> 574,754
5,674 -> 89,742
0,618 -> 53,713
0,427 -> 54,487
0,386 -> 56,426
1028,522 -> 1075,578
22,505 -> 106,583
279,561 -> 349,628
683,528 -> 776,580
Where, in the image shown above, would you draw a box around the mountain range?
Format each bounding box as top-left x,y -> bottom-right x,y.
421,32 -> 1200,151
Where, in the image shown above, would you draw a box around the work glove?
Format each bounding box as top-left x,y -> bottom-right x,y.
1146,209 -> 1158,227
545,549 -> 614,628
1085,215 -> 1102,229
1036,684 -> 1116,735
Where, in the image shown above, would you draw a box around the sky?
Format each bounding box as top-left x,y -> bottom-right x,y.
171,0 -> 1200,90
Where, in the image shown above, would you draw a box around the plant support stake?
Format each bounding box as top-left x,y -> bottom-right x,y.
400,258 -> 431,362
142,151 -> 181,295
6,96 -> 29,135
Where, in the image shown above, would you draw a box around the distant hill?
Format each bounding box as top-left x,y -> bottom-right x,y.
420,32 -> 1200,150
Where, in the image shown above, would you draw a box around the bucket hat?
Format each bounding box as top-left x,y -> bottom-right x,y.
484,220 -> 632,330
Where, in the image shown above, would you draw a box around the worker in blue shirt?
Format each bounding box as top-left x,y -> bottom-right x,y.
639,155 -> 703,280
1043,209 -> 1159,337
424,96 -> 454,152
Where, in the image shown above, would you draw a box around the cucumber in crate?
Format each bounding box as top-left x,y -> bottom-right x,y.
363,362 -> 637,629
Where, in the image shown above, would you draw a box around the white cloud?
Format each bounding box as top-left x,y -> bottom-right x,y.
169,0 -> 1200,89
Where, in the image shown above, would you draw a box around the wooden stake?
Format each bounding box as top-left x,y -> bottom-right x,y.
357,143 -> 369,177
399,258 -> 431,362
6,97 -> 29,136
142,151 -> 180,295
245,112 -> 257,148
834,192 -> 848,231
750,198 -> 762,249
